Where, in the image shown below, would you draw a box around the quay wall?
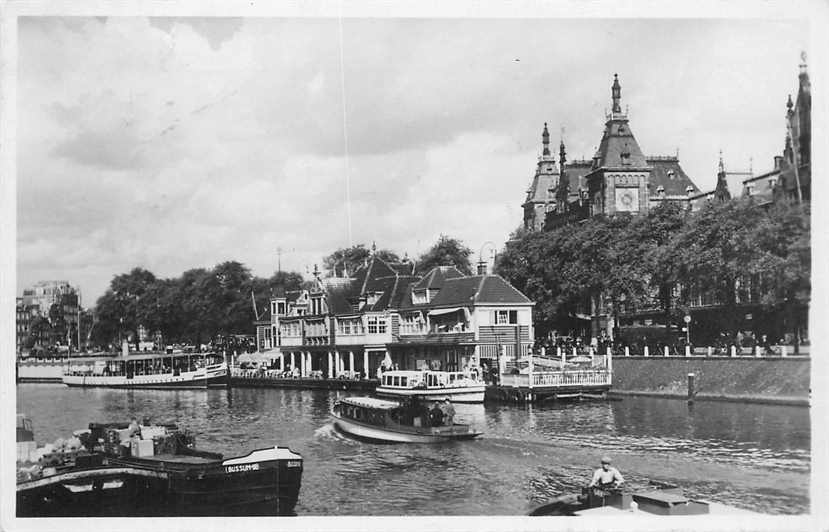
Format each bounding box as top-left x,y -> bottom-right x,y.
610,357 -> 810,403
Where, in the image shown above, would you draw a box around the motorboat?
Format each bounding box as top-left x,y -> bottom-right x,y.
62,351 -> 228,389
331,396 -> 482,443
529,484 -> 761,516
375,370 -> 485,403
16,419 -> 302,516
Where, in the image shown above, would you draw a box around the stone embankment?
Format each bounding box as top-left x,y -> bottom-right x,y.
610,357 -> 810,406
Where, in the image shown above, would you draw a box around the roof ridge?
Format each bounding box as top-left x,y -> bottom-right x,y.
472,275 -> 488,304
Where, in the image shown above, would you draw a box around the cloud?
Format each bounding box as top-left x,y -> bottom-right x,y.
16,16 -> 808,303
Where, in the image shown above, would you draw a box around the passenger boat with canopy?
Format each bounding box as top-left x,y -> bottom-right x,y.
375,370 -> 486,403
331,396 -> 482,443
62,352 -> 228,389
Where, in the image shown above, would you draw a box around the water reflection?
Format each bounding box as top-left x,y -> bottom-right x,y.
16,384 -> 809,515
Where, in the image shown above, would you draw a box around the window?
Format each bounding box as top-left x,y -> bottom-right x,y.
367,316 -> 387,334
495,310 -> 518,324
401,313 -> 425,334
277,301 -> 286,315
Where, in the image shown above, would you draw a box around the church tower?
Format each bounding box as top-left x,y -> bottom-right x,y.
522,123 -> 560,230
713,151 -> 731,202
584,74 -> 652,215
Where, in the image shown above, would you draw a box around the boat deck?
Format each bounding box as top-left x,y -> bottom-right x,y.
138,454 -> 220,465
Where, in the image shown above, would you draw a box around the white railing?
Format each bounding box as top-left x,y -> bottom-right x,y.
500,370 -> 611,388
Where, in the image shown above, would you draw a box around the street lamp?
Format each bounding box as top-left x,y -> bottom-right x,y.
478,241 -> 496,275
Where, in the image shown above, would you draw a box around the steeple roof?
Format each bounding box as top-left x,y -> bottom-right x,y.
592,75 -> 649,169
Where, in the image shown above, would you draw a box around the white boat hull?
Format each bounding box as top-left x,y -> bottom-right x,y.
62,364 -> 228,389
332,414 -> 480,443
375,386 -> 485,403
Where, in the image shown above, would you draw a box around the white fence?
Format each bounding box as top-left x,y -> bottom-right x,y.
500,370 -> 611,388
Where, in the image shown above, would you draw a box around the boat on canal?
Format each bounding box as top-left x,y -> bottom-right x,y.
17,419 -> 303,516
529,484 -> 762,516
375,370 -> 486,403
331,396 -> 482,443
62,351 -> 228,389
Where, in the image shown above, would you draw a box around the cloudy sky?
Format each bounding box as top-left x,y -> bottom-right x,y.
15,15 -> 808,304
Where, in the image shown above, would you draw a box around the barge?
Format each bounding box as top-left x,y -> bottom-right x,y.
17,419 -> 302,516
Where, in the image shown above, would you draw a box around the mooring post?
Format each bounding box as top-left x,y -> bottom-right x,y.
685,345 -> 691,357
624,346 -> 630,357
687,373 -> 695,402
730,345 -> 737,357
755,345 -> 761,358
707,346 -> 712,357
644,346 -> 649,357
664,345 -> 669,357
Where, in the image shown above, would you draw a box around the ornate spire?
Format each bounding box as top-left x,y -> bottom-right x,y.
714,151 -> 731,202
799,50 -> 808,77
556,137 -> 569,213
542,122 -> 550,156
787,93 -> 794,117
611,73 -> 622,114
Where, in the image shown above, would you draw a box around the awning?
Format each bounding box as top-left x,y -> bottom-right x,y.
428,307 -> 464,316
238,352 -> 270,364
260,348 -> 283,361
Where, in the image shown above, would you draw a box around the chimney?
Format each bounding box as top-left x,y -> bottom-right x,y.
774,155 -> 783,170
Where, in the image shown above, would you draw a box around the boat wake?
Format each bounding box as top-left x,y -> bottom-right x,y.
314,422 -> 352,443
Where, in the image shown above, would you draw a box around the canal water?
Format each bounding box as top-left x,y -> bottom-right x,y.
16,384 -> 810,515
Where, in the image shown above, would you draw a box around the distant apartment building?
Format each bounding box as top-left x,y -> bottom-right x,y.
255,254 -> 534,377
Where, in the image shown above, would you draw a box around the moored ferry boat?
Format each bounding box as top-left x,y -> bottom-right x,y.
17,420 -> 303,516
375,370 -> 485,403
331,396 -> 482,443
62,352 -> 228,389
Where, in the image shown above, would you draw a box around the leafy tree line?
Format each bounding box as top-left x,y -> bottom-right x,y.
495,199 -> 810,344
89,235 -> 474,349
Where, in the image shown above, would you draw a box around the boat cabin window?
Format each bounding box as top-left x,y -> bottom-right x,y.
392,376 -> 400,387
400,376 -> 407,387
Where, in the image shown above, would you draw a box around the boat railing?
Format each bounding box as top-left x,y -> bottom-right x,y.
500,370 -> 612,388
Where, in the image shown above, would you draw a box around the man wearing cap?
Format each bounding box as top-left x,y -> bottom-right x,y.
588,456 -> 624,490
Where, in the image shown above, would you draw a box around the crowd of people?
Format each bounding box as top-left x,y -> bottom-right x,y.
394,397 -> 456,428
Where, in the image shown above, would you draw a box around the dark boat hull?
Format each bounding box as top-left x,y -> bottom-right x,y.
17,457 -> 302,517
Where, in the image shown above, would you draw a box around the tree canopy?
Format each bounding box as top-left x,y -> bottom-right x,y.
496,199 -> 810,343
322,244 -> 400,277
415,235 -> 473,275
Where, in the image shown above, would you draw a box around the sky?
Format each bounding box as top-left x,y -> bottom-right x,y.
15,16 -> 810,305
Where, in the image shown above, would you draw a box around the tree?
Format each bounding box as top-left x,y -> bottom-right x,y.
322,245 -> 400,277
415,235 -> 473,275
26,316 -> 51,349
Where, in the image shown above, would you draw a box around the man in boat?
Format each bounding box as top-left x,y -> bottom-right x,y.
588,456 -> 624,494
429,402 -> 445,427
441,397 -> 455,426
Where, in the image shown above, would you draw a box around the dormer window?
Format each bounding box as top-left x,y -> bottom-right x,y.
685,185 -> 694,195
656,185 -> 665,196
366,292 -> 382,306
667,170 -> 676,180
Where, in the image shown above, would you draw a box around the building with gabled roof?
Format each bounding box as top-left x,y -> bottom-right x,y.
253,253 -> 535,378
